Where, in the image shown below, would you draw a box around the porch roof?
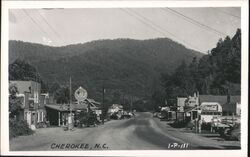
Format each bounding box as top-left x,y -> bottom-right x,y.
45,103 -> 98,112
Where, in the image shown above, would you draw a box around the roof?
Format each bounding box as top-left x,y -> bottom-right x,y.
45,101 -> 99,112
45,104 -> 67,111
199,95 -> 241,106
200,102 -> 222,106
86,99 -> 101,107
222,102 -> 238,112
9,80 -> 41,94
184,106 -> 198,112
230,96 -> 241,104
110,104 -> 123,109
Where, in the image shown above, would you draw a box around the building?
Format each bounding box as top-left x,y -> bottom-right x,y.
177,97 -> 187,112
185,92 -> 199,107
108,104 -> 123,114
199,102 -> 223,123
45,99 -> 101,126
182,94 -> 240,123
199,95 -> 241,116
9,80 -> 48,130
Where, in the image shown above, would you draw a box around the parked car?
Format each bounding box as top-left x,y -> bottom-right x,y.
75,111 -> 99,127
110,113 -> 119,120
121,114 -> 131,119
217,121 -> 240,141
230,124 -> 241,141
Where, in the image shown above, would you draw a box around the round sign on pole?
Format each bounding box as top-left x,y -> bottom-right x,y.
74,86 -> 88,102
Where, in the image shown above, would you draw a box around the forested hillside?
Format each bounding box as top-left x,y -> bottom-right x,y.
9,38 -> 203,109
161,29 -> 241,106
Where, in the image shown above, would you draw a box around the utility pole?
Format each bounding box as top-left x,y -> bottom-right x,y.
69,76 -> 72,114
102,79 -> 105,124
68,76 -> 73,130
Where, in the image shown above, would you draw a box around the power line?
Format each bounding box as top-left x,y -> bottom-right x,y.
36,10 -> 63,41
161,8 -> 222,37
121,8 -> 205,53
211,8 -> 240,19
164,8 -> 228,37
34,10 -> 66,84
121,8 -> 204,52
21,9 -> 61,85
121,9 -> 167,37
22,9 -> 54,42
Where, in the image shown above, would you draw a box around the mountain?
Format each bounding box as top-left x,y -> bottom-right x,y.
9,38 -> 204,103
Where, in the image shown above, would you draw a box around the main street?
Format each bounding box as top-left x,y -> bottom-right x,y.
10,112 -> 240,151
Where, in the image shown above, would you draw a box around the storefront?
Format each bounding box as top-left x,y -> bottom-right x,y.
200,102 -> 222,123
185,108 -> 201,122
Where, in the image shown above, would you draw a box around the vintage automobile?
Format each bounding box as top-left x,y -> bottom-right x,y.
75,111 -> 100,127
215,117 -> 241,141
230,125 -> 241,141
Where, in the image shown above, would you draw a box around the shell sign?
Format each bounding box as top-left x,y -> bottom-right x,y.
74,86 -> 88,102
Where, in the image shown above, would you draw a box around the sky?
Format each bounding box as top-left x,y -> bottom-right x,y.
9,8 -> 240,53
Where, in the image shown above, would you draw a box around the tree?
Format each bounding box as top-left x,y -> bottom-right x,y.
151,89 -> 166,110
161,29 -> 241,96
162,60 -> 197,100
49,82 -> 61,94
112,90 -> 122,104
225,29 -> 241,84
9,59 -> 41,82
54,86 -> 70,104
9,85 -> 22,118
9,59 -> 49,93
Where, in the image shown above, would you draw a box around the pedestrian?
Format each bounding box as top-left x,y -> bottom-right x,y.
195,118 -> 198,133
198,118 -> 203,133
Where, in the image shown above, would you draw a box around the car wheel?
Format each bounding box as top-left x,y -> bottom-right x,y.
237,134 -> 241,141
224,128 -> 231,139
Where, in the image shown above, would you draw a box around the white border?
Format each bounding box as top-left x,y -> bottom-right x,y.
1,1 -> 248,157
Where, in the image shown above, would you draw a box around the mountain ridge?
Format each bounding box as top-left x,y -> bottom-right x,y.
9,38 -> 204,102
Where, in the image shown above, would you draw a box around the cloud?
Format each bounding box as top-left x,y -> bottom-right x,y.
42,37 -> 52,45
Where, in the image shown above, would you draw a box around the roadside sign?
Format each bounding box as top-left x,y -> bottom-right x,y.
95,110 -> 102,115
74,86 -> 88,102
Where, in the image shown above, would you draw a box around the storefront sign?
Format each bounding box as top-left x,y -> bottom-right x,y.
95,110 -> 102,115
201,105 -> 218,111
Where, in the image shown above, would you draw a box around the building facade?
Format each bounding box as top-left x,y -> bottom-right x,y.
9,80 -> 48,130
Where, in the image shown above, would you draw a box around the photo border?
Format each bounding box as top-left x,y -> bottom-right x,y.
1,1 -> 248,157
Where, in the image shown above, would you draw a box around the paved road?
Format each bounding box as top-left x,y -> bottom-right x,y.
10,112 -> 240,150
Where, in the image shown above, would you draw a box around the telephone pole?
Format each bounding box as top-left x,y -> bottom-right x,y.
68,76 -> 73,130
69,76 -> 72,114
102,79 -> 105,124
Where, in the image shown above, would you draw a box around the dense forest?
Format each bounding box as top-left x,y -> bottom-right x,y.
160,29 -> 241,108
9,38 -> 203,111
9,59 -> 73,104
9,28 -> 241,111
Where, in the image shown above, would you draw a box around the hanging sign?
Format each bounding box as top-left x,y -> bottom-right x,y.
74,86 -> 88,102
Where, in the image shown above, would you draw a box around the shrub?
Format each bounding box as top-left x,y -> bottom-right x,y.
9,119 -> 34,139
170,120 -> 189,128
